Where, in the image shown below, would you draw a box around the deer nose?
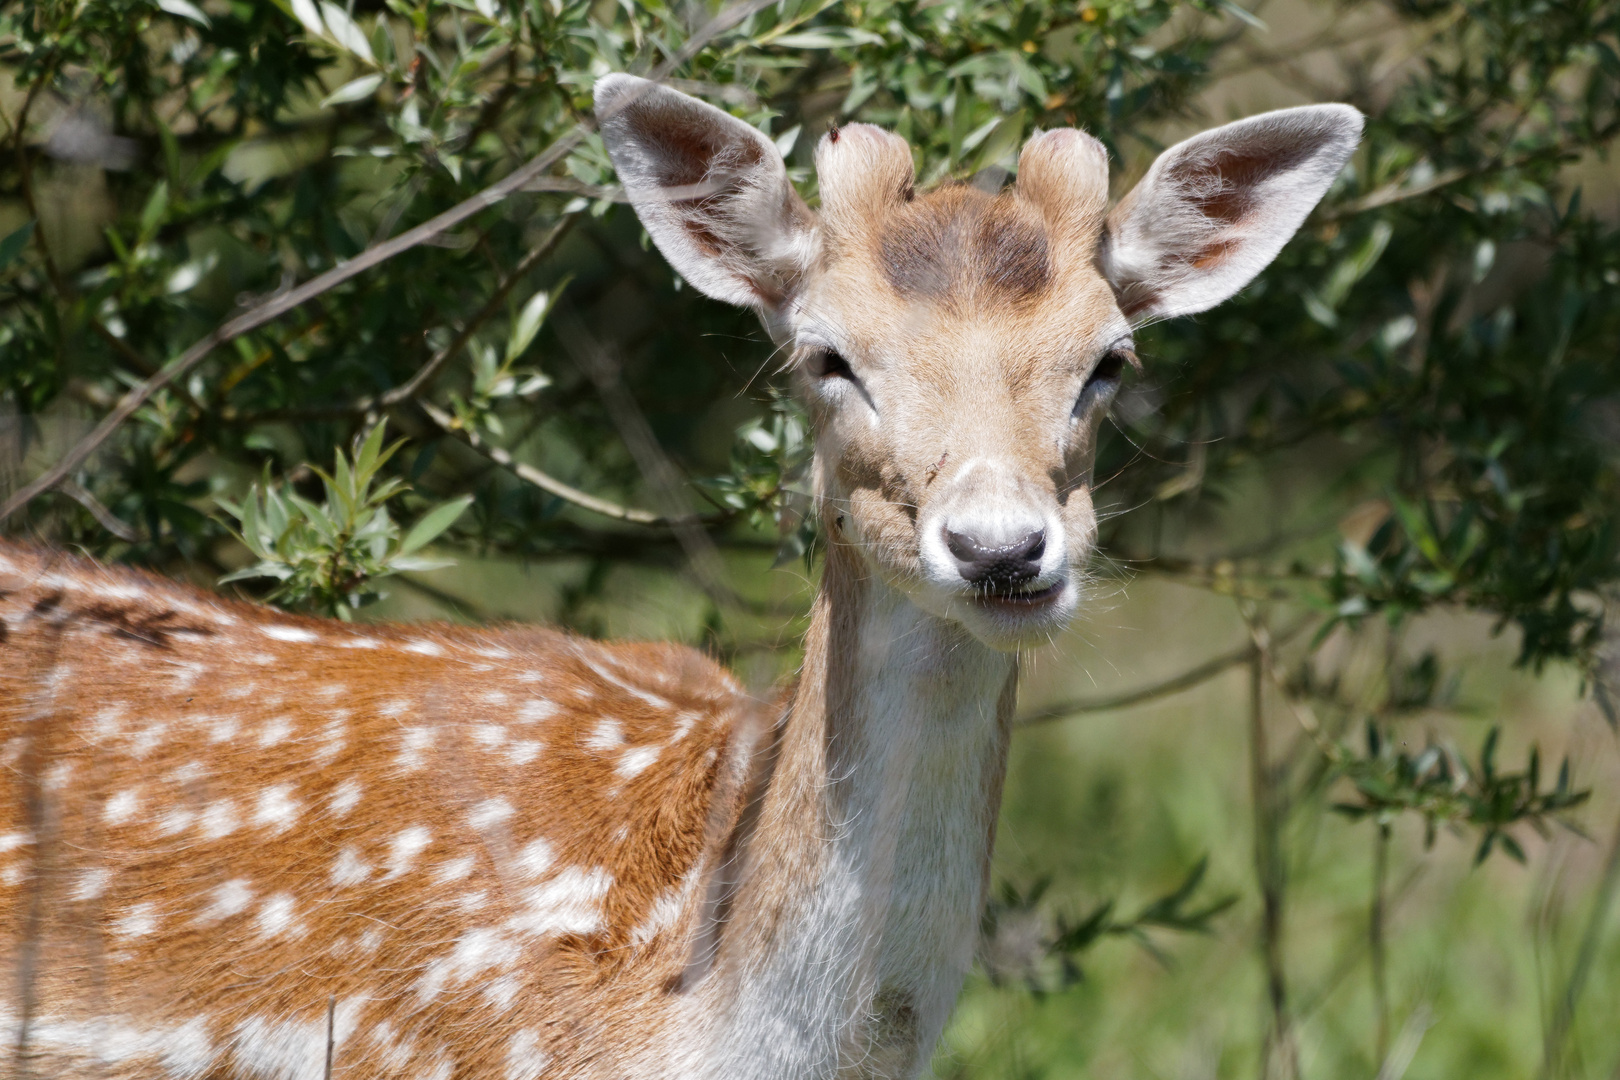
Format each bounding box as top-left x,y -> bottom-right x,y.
944,527 -> 1046,590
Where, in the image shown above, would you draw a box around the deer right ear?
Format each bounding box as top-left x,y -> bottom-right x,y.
594,75 -> 816,332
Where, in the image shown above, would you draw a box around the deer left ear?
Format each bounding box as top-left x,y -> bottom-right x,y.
1101,105 -> 1363,324
595,75 -> 816,338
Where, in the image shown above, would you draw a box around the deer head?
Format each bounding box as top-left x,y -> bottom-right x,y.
596,76 -> 1361,649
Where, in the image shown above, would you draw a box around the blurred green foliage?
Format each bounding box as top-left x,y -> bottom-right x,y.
3,0 -> 1619,1075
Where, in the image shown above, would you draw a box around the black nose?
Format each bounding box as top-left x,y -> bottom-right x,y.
944,527 -> 1046,590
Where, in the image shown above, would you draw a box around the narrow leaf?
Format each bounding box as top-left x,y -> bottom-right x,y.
156,0 -> 212,26
0,220 -> 36,271
400,495 -> 473,554
321,73 -> 384,108
319,2 -> 375,62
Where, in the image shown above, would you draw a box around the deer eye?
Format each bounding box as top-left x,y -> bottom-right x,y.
1073,346 -> 1133,417
807,348 -> 856,382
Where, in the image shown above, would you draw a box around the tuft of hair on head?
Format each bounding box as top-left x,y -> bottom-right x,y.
813,123 -> 915,254
1014,127 -> 1111,259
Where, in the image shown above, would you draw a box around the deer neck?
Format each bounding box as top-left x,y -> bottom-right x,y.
698,538 -> 1018,1078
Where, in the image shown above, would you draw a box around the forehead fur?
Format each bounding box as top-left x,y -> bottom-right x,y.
877,186 -> 1050,304
813,125 -> 1113,308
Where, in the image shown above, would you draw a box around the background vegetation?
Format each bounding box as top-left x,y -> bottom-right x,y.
3,0 -> 1619,1076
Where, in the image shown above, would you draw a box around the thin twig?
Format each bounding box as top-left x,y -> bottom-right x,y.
1246,614 -> 1300,1080
374,215 -> 574,412
323,994 -> 336,1080
57,480 -> 138,542
417,399 -> 667,525
1016,616 -> 1315,727
551,313 -> 752,611
1018,640 -> 1260,726
0,0 -> 779,528
1541,807 -> 1620,1079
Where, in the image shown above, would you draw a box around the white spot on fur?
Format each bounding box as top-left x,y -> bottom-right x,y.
404,639 -> 444,656
256,892 -> 300,937
433,855 -> 476,883
261,624 -> 319,643
158,806 -> 196,835
507,740 -> 543,766
201,878 -> 255,923
339,636 -> 382,649
397,726 -> 434,770
514,839 -> 554,879
516,699 -> 557,723
481,689 -> 510,705
469,798 -> 514,832
385,825 -> 433,878
328,778 -> 363,817
201,798 -> 240,839
90,705 -> 126,740
505,1029 -> 550,1080
584,719 -> 623,753
129,720 -> 168,758
208,713 -> 240,742
231,1014 -> 334,1077
330,846 -> 371,888
313,718 -> 347,764
630,889 -> 684,945
115,901 -> 159,937
253,784 -> 301,832
483,974 -> 522,1012
616,744 -> 660,780
507,867 -> 612,937
258,715 -> 294,747
414,927 -> 521,1002
104,787 -> 141,824
380,698 -> 413,717
0,831 -> 33,853
472,723 -> 507,747
74,867 -> 111,901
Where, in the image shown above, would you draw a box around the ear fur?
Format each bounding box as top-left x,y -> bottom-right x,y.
1101,104 -> 1363,323
594,75 -> 815,323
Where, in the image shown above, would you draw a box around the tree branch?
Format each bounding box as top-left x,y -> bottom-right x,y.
0,0 -> 780,528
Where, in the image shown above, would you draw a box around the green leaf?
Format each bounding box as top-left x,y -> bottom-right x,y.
288,0 -> 325,35
0,220 -> 35,272
155,0 -> 212,26
321,74 -> 385,108
319,2 -> 375,61
771,28 -> 885,49
506,288 -> 554,362
140,181 -> 170,242
400,495 -> 473,554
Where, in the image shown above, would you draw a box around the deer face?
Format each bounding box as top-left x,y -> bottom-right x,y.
597,77 -> 1360,649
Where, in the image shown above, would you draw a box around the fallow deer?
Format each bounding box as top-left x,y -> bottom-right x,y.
0,76 -> 1360,1079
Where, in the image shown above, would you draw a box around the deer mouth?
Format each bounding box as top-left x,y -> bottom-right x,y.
973,580 -> 1065,608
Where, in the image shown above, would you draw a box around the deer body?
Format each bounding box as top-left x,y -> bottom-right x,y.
2,76 -> 1361,1079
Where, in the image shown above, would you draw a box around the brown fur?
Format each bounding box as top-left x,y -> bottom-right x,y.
0,541 -> 761,1078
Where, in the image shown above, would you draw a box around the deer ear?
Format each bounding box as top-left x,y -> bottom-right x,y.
1101,105 -> 1363,324
594,75 -> 816,326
